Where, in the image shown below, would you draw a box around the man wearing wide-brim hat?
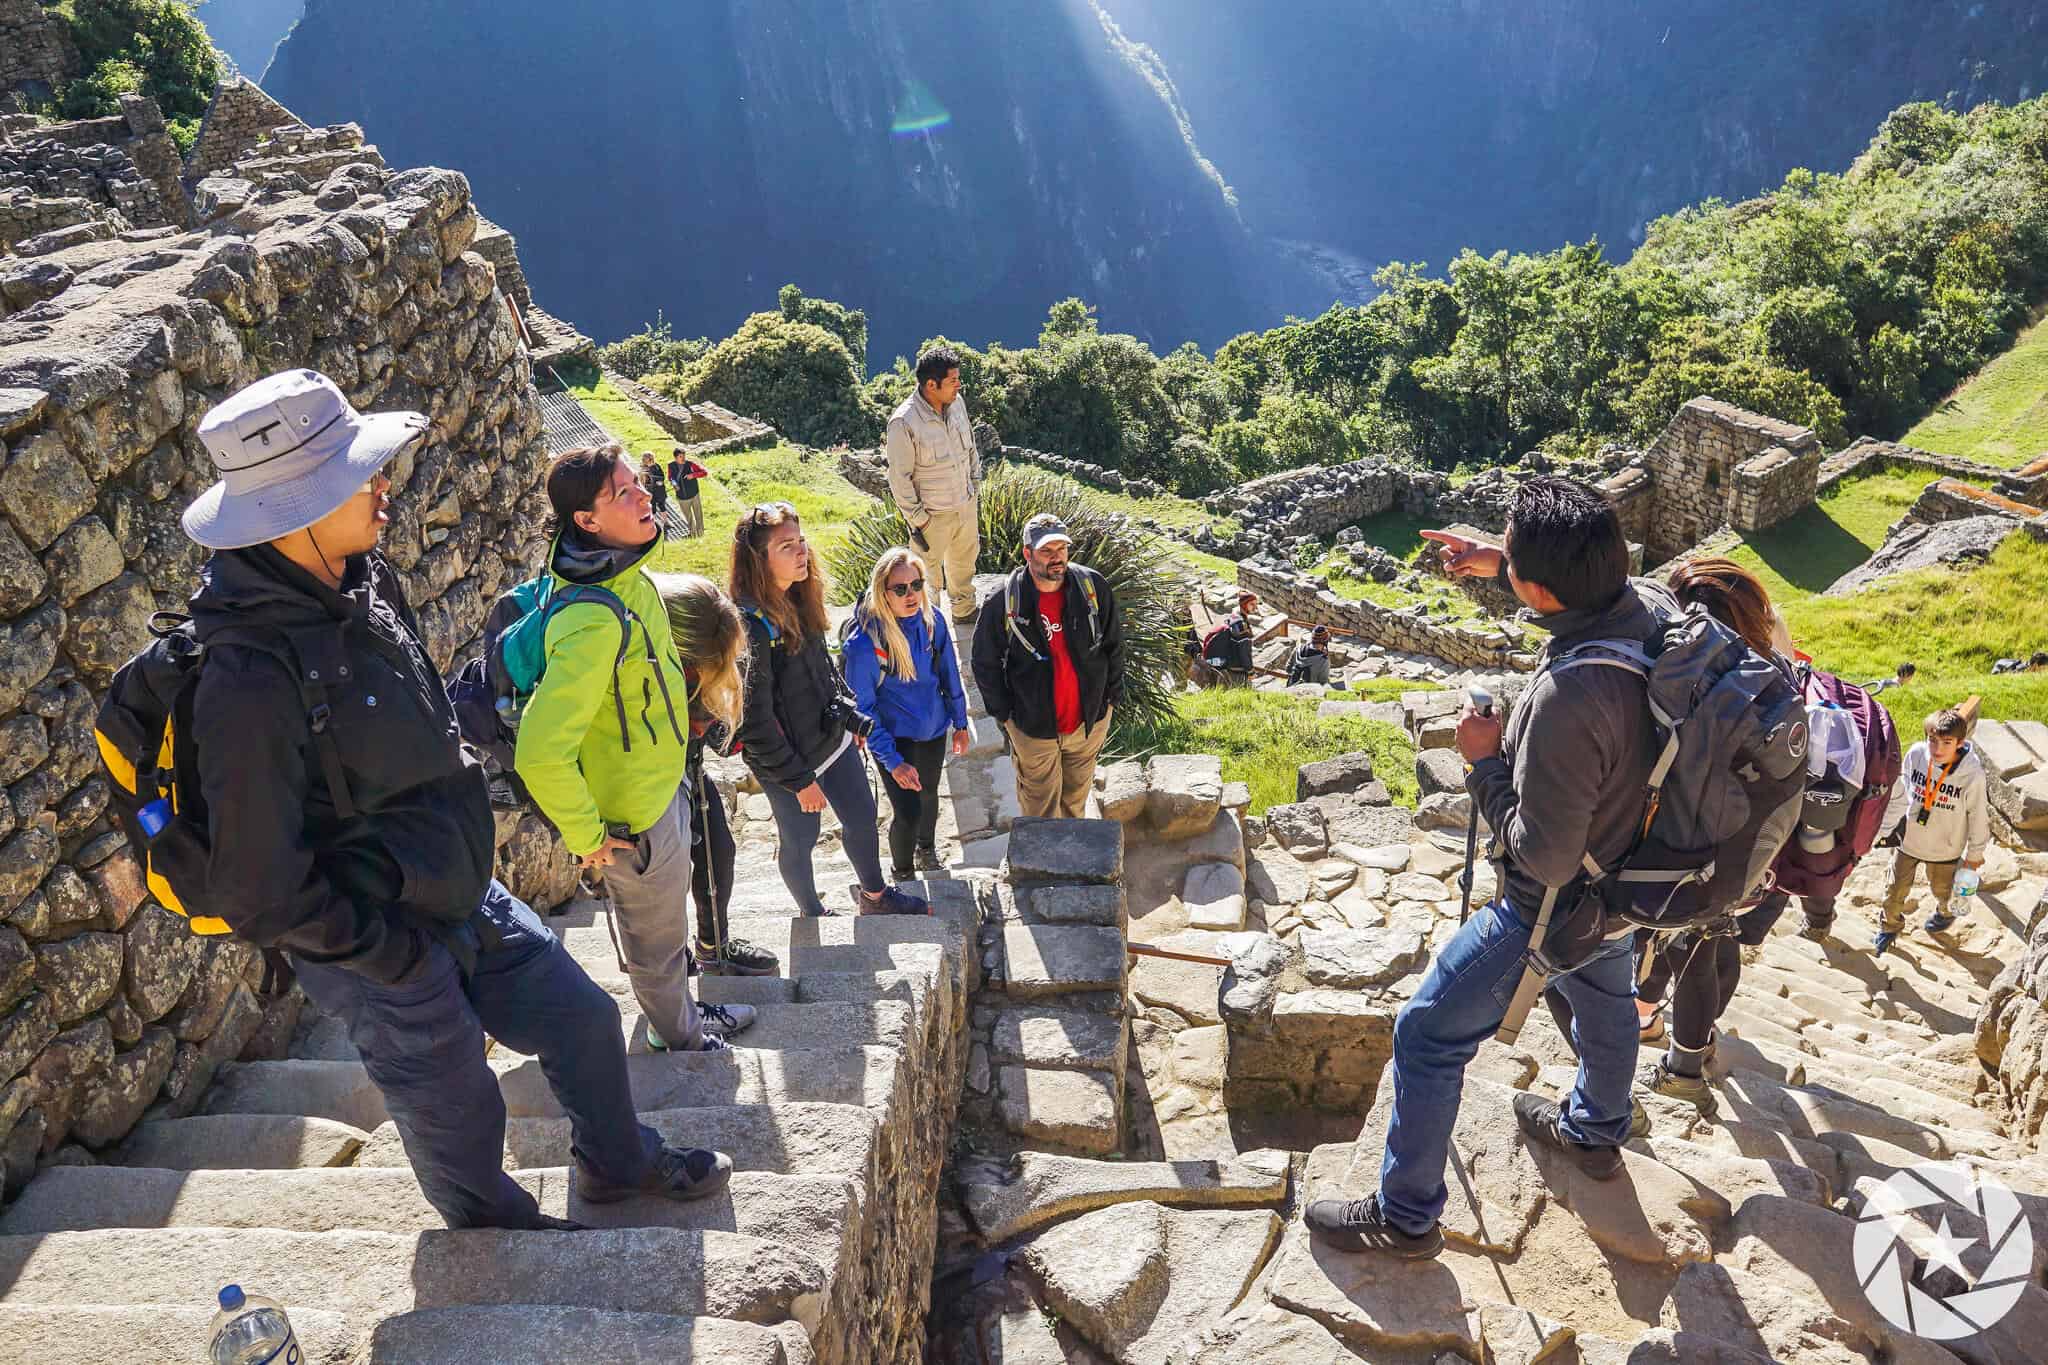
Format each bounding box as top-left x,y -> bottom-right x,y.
180,369 -> 733,1227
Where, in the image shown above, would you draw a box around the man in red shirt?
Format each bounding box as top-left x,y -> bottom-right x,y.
971,513 -> 1125,819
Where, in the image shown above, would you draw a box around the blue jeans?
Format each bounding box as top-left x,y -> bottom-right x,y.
1377,898 -> 1637,1236
292,881 -> 663,1229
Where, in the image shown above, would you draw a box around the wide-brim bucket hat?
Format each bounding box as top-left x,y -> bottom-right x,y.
182,368 -> 428,550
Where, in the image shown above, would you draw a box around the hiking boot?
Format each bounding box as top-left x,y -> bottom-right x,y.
574,1143 -> 733,1205
700,1002 -> 756,1040
1798,917 -> 1833,944
1303,1193 -> 1443,1259
1628,1098 -> 1651,1140
1924,909 -> 1957,934
645,1028 -> 727,1053
527,1213 -> 589,1232
890,865 -> 915,886
1637,1059 -> 1719,1118
915,846 -> 946,873
1512,1091 -> 1623,1180
1873,930 -> 1898,957
697,937 -> 779,977
853,883 -> 930,916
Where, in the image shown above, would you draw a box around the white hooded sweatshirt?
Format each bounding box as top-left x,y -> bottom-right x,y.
1892,739 -> 1991,863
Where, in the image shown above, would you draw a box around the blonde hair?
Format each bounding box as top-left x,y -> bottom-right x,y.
728,501 -> 829,644
651,572 -> 745,731
861,547 -> 935,684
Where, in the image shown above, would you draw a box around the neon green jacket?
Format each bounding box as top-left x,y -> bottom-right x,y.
513,531 -> 689,857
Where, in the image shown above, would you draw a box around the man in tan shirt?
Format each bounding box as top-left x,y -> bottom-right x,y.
886,345 -> 983,623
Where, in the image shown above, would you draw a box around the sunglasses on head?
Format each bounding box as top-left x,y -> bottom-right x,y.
886,577 -> 926,598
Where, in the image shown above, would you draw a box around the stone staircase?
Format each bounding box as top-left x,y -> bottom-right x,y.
0,874 -> 986,1364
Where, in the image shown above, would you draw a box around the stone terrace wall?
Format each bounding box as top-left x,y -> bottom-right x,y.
1642,396 -> 1820,561
187,77 -> 305,179
1237,561 -> 1530,671
0,0 -> 80,101
0,155 -> 558,1189
599,365 -> 778,454
1977,883 -> 2048,1152
1901,476 -> 2044,527
470,214 -> 531,310
1202,457 -> 1398,541
1818,435 -> 2013,492
0,96 -> 193,254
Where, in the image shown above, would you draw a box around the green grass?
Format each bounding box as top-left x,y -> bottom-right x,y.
1113,689 -> 1419,815
1347,509 -> 1443,560
1717,465 -> 1928,606
1340,678 -> 1445,703
563,365 -> 677,455
1904,313 -> 2048,470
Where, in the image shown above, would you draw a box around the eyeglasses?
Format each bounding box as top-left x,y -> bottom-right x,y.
886,577 -> 926,598
738,501 -> 799,543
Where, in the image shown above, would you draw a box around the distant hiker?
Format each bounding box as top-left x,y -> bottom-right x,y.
972,513 -> 1125,820
668,447 -> 709,538
516,442 -> 754,1050
1874,706 -> 1989,955
1306,478 -> 1666,1260
654,572 -> 780,977
731,502 -> 931,916
843,548 -> 972,883
886,344 -> 983,623
170,372 -> 730,1227
639,451 -> 669,524
1288,624 -> 1334,687
1865,661 -> 1915,694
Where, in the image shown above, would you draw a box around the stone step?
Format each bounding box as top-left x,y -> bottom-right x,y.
115,1113 -> 370,1170
203,1059 -> 391,1130
1718,1067 -> 2002,1160
292,1011 -> 359,1061
0,1166 -> 861,1296
497,1045 -> 905,1118
0,1227 -> 826,1334
0,1305 -> 357,1365
349,1100 -> 878,1179
610,1000 -> 918,1058
358,1306 -> 796,1364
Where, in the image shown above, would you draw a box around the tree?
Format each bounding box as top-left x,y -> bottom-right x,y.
61,0 -> 220,131
657,310 -> 882,447
778,285 -> 868,373
1039,297 -> 1099,350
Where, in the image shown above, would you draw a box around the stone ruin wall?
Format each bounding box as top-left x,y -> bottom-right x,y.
0,0 -> 80,103
0,140 -> 564,1189
1641,396 -> 1821,561
186,77 -> 306,179
599,364 -> 779,455
1,95 -> 192,255
1236,560 -> 1530,672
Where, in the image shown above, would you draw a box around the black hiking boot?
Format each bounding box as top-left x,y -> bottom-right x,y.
527,1213 -> 588,1232
574,1143 -> 733,1205
1513,1091 -> 1623,1180
1303,1193 -> 1444,1259
914,846 -> 946,874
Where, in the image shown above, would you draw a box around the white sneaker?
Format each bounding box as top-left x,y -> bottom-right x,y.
700,1002 -> 756,1039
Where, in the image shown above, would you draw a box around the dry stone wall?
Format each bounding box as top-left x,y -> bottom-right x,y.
1641,396 -> 1821,561
186,77 -> 306,179
599,365 -> 777,454
0,0 -> 80,102
1237,560 -> 1531,671
0,96 -> 192,255
0,139 -> 560,1185
1977,883 -> 2048,1151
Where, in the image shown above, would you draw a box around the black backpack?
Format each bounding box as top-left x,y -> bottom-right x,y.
95,613 -> 357,991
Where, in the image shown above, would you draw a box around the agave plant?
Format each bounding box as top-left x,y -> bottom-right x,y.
825,463 -> 1192,748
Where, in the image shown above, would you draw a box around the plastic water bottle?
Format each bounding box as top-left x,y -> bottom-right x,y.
136,797 -> 170,839
209,1285 -> 300,1365
1956,866 -> 1981,900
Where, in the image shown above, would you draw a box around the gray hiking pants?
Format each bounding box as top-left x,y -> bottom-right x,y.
595,783 -> 703,1051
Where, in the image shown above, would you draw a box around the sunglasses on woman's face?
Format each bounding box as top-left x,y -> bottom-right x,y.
886,577 -> 926,598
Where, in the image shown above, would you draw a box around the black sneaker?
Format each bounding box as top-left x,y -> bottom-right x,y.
1512,1091 -> 1623,1180
914,846 -> 946,873
1303,1193 -> 1443,1259
890,865 -> 915,886
697,937 -> 780,977
574,1143 -> 734,1205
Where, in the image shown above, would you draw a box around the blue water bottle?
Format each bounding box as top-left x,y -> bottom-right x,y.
137,798 -> 170,839
209,1284 -> 300,1364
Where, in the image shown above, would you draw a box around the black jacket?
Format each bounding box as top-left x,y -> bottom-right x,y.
736,604 -> 858,792
189,546 -> 494,984
971,565 -> 1125,740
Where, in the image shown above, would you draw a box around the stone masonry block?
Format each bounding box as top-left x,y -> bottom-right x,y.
1008,817 -> 1123,885
1001,925 -> 1127,1000
992,1005 -> 1127,1074
997,1064 -> 1119,1154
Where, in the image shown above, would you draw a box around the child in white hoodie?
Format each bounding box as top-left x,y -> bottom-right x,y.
1875,706 -> 1990,955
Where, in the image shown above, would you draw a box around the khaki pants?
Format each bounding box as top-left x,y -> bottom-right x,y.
1880,849 -> 1958,933
1007,711 -> 1111,820
919,504 -> 980,622
677,494 -> 704,536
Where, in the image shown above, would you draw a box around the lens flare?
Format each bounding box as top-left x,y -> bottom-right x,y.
890,79 -> 951,137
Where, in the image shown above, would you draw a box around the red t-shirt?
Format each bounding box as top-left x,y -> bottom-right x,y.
1038,586 -> 1083,735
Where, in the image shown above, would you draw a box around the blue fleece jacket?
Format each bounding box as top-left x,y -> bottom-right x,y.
842,606 -> 970,772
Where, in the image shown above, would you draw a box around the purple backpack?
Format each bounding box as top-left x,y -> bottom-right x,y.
1772,667 -> 1903,899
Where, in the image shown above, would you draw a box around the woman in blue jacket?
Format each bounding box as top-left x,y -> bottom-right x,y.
843,547 -> 972,882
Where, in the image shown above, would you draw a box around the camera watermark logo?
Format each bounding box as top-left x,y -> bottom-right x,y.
1854,1162 -> 2032,1340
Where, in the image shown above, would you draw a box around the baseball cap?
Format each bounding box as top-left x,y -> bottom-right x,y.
1022,513 -> 1072,552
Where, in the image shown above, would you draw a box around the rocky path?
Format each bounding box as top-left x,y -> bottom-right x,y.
0,870 -> 986,1364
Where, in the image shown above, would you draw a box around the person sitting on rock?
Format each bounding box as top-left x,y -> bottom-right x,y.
843,547 -> 973,884
653,572 -> 781,977
1288,624 -> 1334,687
1874,706 -> 1989,955
731,501 -> 931,917
181,372 -> 732,1228
1207,591 -> 1261,679
1306,477 -> 1667,1260
972,513 -> 1126,820
515,442 -> 755,1051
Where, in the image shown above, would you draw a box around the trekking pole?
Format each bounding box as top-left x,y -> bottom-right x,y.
1458,685 -> 1493,925
1127,942 -> 1233,967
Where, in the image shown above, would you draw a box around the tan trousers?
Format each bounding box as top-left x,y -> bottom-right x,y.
1007,711 -> 1111,820
919,504 -> 981,622
677,494 -> 704,536
1880,849 -> 1958,933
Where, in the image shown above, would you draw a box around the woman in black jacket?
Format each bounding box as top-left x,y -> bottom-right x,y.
730,503 -> 928,917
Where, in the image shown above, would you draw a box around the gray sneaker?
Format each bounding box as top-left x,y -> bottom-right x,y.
574,1143 -> 733,1205
701,1001 -> 756,1040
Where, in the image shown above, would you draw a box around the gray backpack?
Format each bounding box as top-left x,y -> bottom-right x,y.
1498,608 -> 1809,1042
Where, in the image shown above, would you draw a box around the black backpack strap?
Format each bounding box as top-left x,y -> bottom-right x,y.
209,622 -> 359,821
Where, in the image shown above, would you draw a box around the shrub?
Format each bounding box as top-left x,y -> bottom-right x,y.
61,0 -> 220,126
824,463 -> 1190,748
655,311 -> 883,448
598,315 -> 710,379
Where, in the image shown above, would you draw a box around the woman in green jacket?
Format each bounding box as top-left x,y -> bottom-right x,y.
515,443 -> 754,1049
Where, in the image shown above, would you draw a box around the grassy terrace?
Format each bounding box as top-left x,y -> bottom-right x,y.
1308,508 -> 1487,622
1904,313 -> 2048,470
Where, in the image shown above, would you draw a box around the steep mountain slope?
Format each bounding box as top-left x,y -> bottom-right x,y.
1106,0 -> 2048,274
263,0 -> 1318,364
195,0 -> 303,80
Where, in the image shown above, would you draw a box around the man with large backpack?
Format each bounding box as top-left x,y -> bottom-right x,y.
1305,478 -> 1686,1259
112,370 -> 732,1228
971,513 -> 1125,819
